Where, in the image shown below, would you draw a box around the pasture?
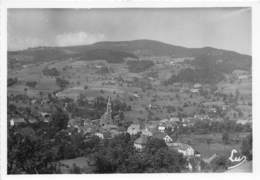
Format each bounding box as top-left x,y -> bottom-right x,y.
178,133 -> 250,158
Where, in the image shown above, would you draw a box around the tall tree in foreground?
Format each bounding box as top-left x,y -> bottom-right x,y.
241,133 -> 252,161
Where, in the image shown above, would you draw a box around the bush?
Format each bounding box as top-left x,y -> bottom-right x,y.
241,133 -> 252,160
127,60 -> 154,73
26,81 -> 37,88
56,77 -> 69,89
8,77 -> 18,87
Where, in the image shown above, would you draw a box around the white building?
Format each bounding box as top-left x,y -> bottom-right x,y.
236,119 -> 251,125
158,125 -> 166,132
134,135 -> 148,151
194,83 -> 202,89
141,128 -> 153,136
190,89 -> 200,93
95,132 -> 104,139
164,135 -> 173,143
127,124 -> 141,135
168,143 -> 195,157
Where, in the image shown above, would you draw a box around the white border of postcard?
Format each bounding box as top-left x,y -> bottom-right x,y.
1,1 -> 260,180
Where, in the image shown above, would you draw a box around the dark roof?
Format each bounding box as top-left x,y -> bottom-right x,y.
134,135 -> 148,145
168,142 -> 194,151
153,131 -> 167,139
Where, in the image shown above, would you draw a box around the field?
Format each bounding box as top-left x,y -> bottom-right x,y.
218,80 -> 252,96
178,133 -> 250,158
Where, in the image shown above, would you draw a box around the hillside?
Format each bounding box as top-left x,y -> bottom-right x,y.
8,39 -> 251,71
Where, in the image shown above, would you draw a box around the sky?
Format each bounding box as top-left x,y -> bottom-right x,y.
8,8 -> 251,55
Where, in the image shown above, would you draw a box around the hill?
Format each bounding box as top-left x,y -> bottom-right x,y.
8,39 -> 251,71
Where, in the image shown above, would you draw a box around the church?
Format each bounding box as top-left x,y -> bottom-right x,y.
98,96 -> 121,136
99,96 -> 113,127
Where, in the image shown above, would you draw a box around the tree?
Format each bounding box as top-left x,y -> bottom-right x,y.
92,133 -> 134,173
222,132 -> 230,145
43,67 -> 60,77
148,148 -> 186,173
241,133 -> 252,160
50,109 -> 69,132
26,81 -> 37,88
212,155 -> 228,172
56,77 -> 69,89
8,126 -> 60,174
8,77 -> 18,87
206,138 -> 212,150
92,134 -> 187,173
69,164 -> 81,174
145,137 -> 167,154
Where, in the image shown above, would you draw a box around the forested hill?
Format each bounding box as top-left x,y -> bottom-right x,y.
8,39 -> 251,71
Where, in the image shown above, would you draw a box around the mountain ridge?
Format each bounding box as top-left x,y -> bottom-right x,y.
8,39 -> 250,56
8,39 -> 251,72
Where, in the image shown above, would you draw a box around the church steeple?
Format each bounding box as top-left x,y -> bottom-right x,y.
106,96 -> 112,123
100,96 -> 113,127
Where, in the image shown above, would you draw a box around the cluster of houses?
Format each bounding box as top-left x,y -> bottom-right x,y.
63,96 -> 198,160
126,117 -> 196,158
232,70 -> 251,81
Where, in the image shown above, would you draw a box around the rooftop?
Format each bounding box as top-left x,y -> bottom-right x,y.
134,135 -> 148,145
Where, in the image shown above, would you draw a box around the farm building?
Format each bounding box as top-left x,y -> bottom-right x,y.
168,143 -> 195,157
127,124 -> 141,135
153,131 -> 173,144
141,128 -> 153,137
10,118 -> 26,126
134,135 -> 148,151
236,119 -> 251,125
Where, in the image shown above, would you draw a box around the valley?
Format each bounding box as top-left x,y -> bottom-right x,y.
7,39 -> 252,173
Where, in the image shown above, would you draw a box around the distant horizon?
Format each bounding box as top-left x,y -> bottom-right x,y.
8,38 -> 251,56
8,8 -> 251,55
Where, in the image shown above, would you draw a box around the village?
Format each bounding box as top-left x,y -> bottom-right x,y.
7,53 -> 252,173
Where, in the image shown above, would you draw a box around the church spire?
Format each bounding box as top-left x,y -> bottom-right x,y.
106,96 -> 112,123
99,96 -> 113,127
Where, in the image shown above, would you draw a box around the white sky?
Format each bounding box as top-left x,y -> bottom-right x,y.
8,8 -> 251,55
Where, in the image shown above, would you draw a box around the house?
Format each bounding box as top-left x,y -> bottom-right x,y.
40,112 -> 50,118
10,119 -> 14,126
168,143 -> 195,157
10,118 -> 26,126
110,129 -> 122,137
158,125 -> 166,132
194,83 -> 202,89
127,124 -> 141,135
133,93 -> 140,98
40,112 -> 51,122
160,119 -> 169,123
194,114 -> 209,121
28,118 -> 37,124
95,132 -> 104,139
232,70 -> 250,80
182,117 -> 195,127
169,117 -> 180,122
236,119 -> 251,125
141,128 -> 153,136
153,131 -> 173,144
164,135 -> 173,143
238,75 -> 249,80
134,135 -> 148,151
190,88 -> 200,93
